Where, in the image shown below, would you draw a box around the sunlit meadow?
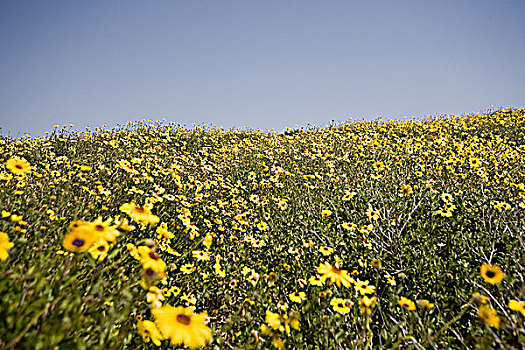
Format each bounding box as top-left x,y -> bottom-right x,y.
1,107 -> 524,349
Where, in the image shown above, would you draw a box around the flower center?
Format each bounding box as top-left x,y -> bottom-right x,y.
15,164 -> 23,169
330,266 -> 342,274
176,314 -> 191,325
135,206 -> 146,213
149,251 -> 159,260
145,268 -> 155,276
98,246 -> 106,251
95,224 -> 104,231
72,239 -> 85,247
486,270 -> 495,278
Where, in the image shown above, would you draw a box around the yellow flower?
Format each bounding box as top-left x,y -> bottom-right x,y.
265,310 -> 282,330
355,279 -> 376,295
371,259 -> 382,269
248,271 -> 260,287
317,262 -> 354,288
192,250 -> 211,261
366,208 -> 379,221
440,193 -> 453,202
480,263 -> 505,285
137,319 -> 164,346
508,300 -> 525,317
318,246 -> 334,256
91,217 -> 121,242
214,262 -> 226,278
180,264 -> 196,274
63,224 -> 98,253
478,304 -> 500,328
89,239 -> 110,261
417,299 -> 435,309
342,222 -> 357,231
359,296 -> 377,315
308,276 -> 325,286
469,157 -> 482,168
120,201 -> 160,225
472,293 -> 489,305
152,305 -> 211,349
138,246 -> 167,273
330,297 -> 352,314
257,221 -> 268,230
398,296 -> 416,311
147,286 -> 165,308
321,209 -> 332,218
400,184 -> 413,196
277,301 -> 288,311
156,223 -> 174,239
0,232 -> 14,261
6,157 -> 31,174
289,291 -> 306,303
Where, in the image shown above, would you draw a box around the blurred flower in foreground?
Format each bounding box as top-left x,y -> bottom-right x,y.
63,221 -> 98,253
478,304 -> 500,328
137,319 -> 163,346
398,296 -> 416,311
0,232 -> 14,261
152,305 -> 211,349
508,300 -> 525,317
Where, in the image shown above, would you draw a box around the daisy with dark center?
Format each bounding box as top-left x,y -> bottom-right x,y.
355,279 -> 376,295
371,259 -> 382,269
321,209 -> 332,218
318,246 -> 334,256
317,262 -> 354,288
89,239 -> 110,261
398,296 -> 416,311
141,260 -> 167,288
91,217 -> 120,242
120,201 -> 160,225
289,291 -> 306,303
138,246 -> 167,272
6,157 -> 31,175
330,297 -> 353,314
480,263 -> 505,284
152,305 -> 211,349
469,157 -> 482,168
63,224 -> 98,253
192,250 -> 211,261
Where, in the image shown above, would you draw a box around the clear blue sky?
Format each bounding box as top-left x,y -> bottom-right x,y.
1,0 -> 524,137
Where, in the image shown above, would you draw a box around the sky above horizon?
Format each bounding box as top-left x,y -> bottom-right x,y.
1,0 -> 524,137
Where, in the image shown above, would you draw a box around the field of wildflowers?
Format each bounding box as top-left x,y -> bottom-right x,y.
1,107 -> 524,349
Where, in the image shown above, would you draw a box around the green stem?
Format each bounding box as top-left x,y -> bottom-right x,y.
2,295 -> 64,350
426,300 -> 472,347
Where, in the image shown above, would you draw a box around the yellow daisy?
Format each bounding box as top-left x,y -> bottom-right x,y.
152,305 -> 211,349
480,263 -> 505,285
6,157 -> 31,174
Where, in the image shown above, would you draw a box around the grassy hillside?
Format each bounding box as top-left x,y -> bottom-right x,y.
1,107 -> 524,349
